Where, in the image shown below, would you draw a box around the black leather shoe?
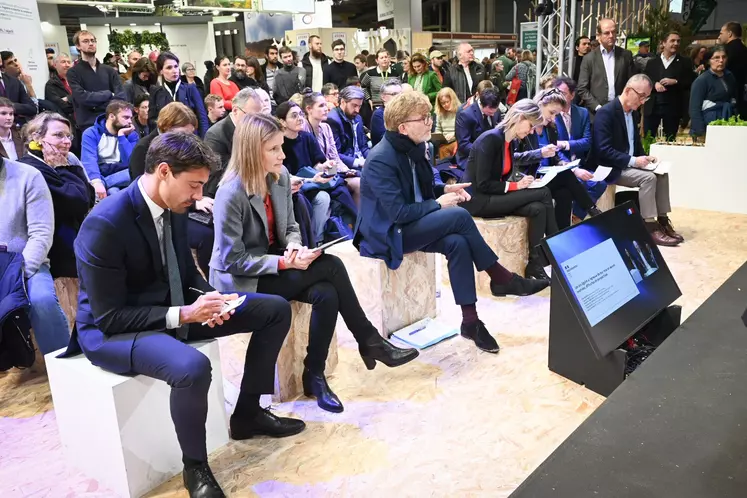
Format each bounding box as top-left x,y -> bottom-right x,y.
359,334 -> 419,370
183,463 -> 225,498
230,408 -> 306,440
588,206 -> 603,217
524,263 -> 550,281
460,321 -> 500,353
303,368 -> 344,413
491,273 -> 549,297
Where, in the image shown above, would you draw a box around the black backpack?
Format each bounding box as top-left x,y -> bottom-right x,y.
0,312 -> 34,371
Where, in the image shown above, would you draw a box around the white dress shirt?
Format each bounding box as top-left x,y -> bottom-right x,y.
137,179 -> 182,329
0,130 -> 17,161
601,47 -> 616,102
661,53 -> 675,70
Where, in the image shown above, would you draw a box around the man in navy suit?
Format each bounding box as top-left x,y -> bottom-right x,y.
355,92 -> 546,355
326,85 -> 370,170
584,74 -> 682,246
552,76 -> 607,220
64,133 -> 305,498
455,87 -> 501,173
0,51 -> 38,124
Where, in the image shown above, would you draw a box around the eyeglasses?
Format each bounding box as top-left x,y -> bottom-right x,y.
49,132 -> 74,141
630,87 -> 650,103
403,115 -> 432,126
287,112 -> 304,120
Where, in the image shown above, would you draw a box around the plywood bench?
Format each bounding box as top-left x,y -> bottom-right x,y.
442,216 -> 529,296
326,241 -> 437,338
597,184 -> 617,212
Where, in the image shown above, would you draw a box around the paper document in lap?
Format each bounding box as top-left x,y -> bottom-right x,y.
537,159 -> 581,175
643,161 -> 672,175
391,318 -> 458,349
591,166 -> 613,182
528,171 -> 557,189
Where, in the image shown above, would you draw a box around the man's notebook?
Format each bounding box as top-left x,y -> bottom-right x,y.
391,318 -> 458,349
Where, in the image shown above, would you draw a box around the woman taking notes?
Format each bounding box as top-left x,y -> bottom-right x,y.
209,114 -> 418,414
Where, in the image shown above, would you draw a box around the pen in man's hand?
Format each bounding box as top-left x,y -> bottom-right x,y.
189,287 -> 206,294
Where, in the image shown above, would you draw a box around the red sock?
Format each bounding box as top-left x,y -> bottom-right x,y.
485,262 -> 514,284
461,304 -> 479,326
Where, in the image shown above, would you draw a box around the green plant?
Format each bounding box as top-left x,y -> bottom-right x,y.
108,29 -> 170,56
629,4 -> 693,51
709,115 -> 747,126
642,131 -> 656,155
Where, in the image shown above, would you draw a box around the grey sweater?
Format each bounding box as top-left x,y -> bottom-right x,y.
0,158 -> 54,278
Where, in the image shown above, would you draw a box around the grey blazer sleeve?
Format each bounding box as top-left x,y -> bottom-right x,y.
22,168 -> 54,278
279,170 -> 302,246
211,179 -> 282,277
576,55 -> 601,113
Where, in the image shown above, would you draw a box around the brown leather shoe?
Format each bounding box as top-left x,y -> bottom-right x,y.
649,227 -> 680,246
658,217 -> 684,243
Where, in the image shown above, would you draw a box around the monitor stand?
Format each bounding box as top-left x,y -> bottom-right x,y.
548,273 -> 681,397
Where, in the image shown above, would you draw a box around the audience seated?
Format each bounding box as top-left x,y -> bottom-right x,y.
463,80 -> 495,108
255,87 -> 272,115
18,113 -> 95,278
61,132 -> 304,498
461,99 -> 558,280
433,87 -> 460,160
327,85 -> 370,170
204,93 -> 226,126
132,94 -> 151,138
456,87 -> 502,173
356,91 -> 547,354
44,53 -> 75,125
276,101 -> 335,246
552,76 -> 609,220
301,90 -> 362,204
81,100 -> 139,199
129,102 -> 198,181
149,52 -> 209,138
0,51 -> 38,125
514,89 -> 602,230
0,156 -> 69,355
66,30 -> 126,130
0,98 -> 23,161
584,74 -> 682,246
209,113 -> 418,413
322,83 -> 339,109
370,79 -> 403,147
123,58 -> 158,105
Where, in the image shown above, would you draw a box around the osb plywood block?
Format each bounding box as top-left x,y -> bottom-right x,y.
327,241 -> 437,337
442,216 -> 529,295
53,277 -> 78,333
597,184 -> 617,212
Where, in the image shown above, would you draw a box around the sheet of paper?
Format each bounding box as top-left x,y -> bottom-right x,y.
537,159 -> 581,175
591,166 -> 613,182
528,171 -> 557,189
652,161 -> 671,175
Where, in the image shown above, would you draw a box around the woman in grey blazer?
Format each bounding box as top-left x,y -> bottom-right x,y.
209,113 -> 419,414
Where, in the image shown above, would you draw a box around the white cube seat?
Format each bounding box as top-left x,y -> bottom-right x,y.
46,340 -> 229,498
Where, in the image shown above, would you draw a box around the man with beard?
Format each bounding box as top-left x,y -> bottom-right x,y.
81,100 -> 139,199
261,45 -> 280,99
429,50 -> 452,88
302,35 -> 329,92
323,39 -> 356,90
67,30 -> 126,130
272,46 -> 303,105
573,36 -> 591,83
45,53 -> 75,124
326,85 -> 369,170
46,48 -> 56,75
229,56 -> 251,89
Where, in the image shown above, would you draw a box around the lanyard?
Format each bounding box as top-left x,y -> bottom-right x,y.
163,80 -> 181,101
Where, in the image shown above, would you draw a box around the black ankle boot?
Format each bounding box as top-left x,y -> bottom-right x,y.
525,247 -> 550,281
588,205 -> 603,217
302,368 -> 344,413
358,334 -> 419,370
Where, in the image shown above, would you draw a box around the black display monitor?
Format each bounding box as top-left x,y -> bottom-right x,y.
541,202 -> 681,358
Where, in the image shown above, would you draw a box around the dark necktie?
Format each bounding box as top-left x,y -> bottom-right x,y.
0,78 -> 6,98
162,211 -> 188,340
483,114 -> 491,130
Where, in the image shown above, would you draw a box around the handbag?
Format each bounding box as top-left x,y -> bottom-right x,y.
507,76 -> 522,106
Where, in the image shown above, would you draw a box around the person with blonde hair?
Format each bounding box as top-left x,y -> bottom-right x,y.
19,112 -> 95,278
433,87 -> 460,159
461,98 -> 558,280
210,113 -> 418,413
357,92 -> 547,355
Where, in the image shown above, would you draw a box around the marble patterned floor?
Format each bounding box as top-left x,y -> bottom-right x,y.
1,208 -> 746,498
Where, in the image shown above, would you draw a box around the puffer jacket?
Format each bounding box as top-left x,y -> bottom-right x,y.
0,251 -> 33,371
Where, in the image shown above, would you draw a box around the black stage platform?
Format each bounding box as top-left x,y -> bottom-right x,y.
511,261 -> 747,498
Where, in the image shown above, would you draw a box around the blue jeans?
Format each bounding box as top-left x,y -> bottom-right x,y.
27,264 -> 70,354
401,207 -> 498,305
310,191 -> 331,245
103,168 -> 132,195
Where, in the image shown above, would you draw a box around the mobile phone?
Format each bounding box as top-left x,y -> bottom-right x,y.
321,172 -> 336,178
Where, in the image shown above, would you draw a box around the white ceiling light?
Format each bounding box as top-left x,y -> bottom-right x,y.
129,23 -> 137,26
155,22 -> 161,26
104,23 -> 110,27
212,10 -> 220,15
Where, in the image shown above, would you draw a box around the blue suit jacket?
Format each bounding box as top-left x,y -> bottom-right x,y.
455,102 -> 499,171
585,98 -> 644,182
0,74 -> 37,123
326,106 -> 369,169
370,107 -> 386,147
61,180 -> 212,373
354,132 -> 445,270
555,104 -> 592,163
